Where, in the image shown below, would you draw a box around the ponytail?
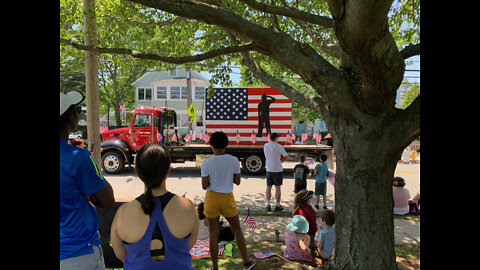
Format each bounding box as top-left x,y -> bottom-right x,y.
292,189 -> 308,212
135,143 -> 171,215
141,187 -> 156,216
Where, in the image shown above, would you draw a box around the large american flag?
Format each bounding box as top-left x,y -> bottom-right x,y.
205,87 -> 292,145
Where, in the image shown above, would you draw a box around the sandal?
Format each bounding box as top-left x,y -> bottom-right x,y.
243,259 -> 256,270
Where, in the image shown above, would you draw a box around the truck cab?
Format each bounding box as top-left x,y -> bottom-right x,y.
100,107 -> 178,173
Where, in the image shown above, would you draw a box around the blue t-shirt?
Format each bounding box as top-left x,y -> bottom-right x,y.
315,226 -> 335,258
314,162 -> 329,183
60,139 -> 107,260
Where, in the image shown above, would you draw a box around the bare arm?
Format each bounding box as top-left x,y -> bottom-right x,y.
233,173 -> 241,185
267,95 -> 277,102
202,176 -> 210,190
298,234 -> 310,252
86,181 -> 115,209
110,205 -> 126,262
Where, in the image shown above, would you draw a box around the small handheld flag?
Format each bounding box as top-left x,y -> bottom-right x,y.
244,208 -> 257,230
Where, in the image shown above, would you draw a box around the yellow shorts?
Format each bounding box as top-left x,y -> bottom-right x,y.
204,190 -> 238,218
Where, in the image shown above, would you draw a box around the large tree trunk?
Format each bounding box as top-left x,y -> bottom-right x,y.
325,109 -> 406,269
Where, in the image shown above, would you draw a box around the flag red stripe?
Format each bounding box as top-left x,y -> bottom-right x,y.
248,116 -> 291,121
247,88 -> 284,95
248,99 -> 291,104
206,124 -> 291,129
248,107 -> 291,112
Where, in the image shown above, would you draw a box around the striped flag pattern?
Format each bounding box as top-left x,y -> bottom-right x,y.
243,208 -> 257,230
205,87 -> 292,145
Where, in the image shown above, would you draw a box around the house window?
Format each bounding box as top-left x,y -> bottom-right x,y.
195,86 -> 206,100
156,86 -> 167,99
170,86 -> 187,99
137,88 -> 152,101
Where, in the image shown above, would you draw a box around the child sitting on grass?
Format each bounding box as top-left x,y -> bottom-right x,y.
315,209 -> 335,263
281,215 -> 313,261
292,190 -> 317,251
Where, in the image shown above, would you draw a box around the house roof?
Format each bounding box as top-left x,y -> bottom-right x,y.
132,66 -> 209,87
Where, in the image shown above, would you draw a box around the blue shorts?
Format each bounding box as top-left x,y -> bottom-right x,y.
315,182 -> 326,195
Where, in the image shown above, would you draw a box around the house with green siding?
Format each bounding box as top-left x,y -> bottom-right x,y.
132,66 -> 209,135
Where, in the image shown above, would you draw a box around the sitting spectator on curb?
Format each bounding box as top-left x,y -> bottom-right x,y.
393,177 -> 411,215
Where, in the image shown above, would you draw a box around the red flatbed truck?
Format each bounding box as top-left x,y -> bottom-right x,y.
100,87 -> 333,174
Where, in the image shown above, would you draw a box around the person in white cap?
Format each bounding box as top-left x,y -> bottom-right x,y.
60,91 -> 115,270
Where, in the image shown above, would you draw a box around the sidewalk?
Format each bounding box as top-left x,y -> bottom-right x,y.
236,213 -> 420,246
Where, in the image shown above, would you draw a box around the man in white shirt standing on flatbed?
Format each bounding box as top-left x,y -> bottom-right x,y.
263,133 -> 288,211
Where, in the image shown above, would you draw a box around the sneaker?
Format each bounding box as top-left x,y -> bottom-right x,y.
266,205 -> 272,212
314,205 -> 320,210
274,205 -> 284,211
323,206 -> 328,209
243,259 -> 256,270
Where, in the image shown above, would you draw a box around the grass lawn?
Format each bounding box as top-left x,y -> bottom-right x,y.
106,211 -> 419,269
107,242 -> 419,269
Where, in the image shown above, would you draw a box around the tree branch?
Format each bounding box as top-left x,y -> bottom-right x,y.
126,0 -> 348,98
238,0 -> 333,28
292,18 -> 340,59
60,38 -> 257,64
240,50 -> 327,114
386,94 -> 420,150
400,43 -> 420,59
101,14 -> 187,27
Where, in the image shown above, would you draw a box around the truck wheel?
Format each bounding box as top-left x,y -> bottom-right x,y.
102,151 -> 125,174
242,154 -> 265,175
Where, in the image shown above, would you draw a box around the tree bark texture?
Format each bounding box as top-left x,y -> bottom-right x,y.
83,0 -> 102,165
324,109 -> 404,269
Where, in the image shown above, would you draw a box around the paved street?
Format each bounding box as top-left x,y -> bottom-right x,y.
105,160 -> 420,212
104,160 -> 420,245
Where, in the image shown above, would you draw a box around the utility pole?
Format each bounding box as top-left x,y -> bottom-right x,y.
186,66 -> 193,132
83,0 -> 101,165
